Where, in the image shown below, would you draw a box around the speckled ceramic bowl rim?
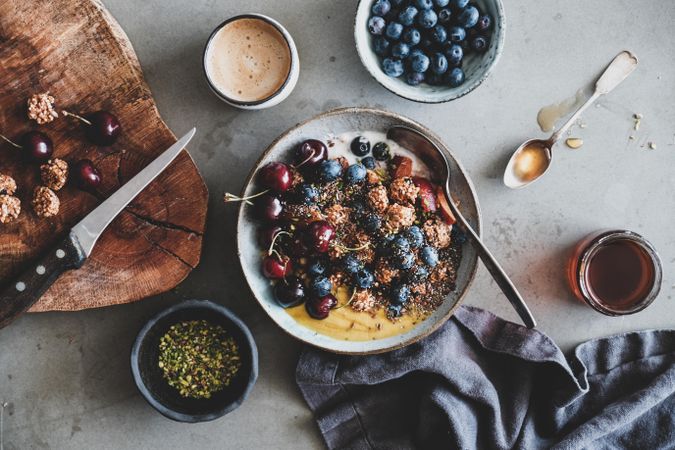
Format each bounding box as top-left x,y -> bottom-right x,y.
236,107 -> 482,354
130,299 -> 259,422
353,0 -> 506,103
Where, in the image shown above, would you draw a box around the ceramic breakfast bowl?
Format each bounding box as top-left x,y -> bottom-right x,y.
354,0 -> 505,103
237,107 -> 481,354
131,300 -> 258,423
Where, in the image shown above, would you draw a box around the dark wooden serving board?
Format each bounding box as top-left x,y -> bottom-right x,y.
0,0 -> 208,311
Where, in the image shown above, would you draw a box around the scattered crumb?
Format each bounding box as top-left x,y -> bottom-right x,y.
648,142 -> 656,150
629,135 -> 636,140
565,137 -> 584,149
633,113 -> 642,131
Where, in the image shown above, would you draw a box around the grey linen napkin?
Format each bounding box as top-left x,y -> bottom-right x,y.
296,305 -> 675,450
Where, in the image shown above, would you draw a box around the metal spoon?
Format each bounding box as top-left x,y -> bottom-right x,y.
387,126 -> 537,328
503,50 -> 639,189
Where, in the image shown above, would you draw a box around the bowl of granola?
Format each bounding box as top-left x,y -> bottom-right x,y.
236,107 -> 481,354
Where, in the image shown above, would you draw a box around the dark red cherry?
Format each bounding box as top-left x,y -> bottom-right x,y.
20,131 -> 53,163
259,162 -> 292,192
274,277 -> 306,308
262,254 -> 292,279
305,294 -> 338,319
258,225 -> 284,248
254,194 -> 283,222
304,220 -> 335,253
84,111 -> 121,146
72,159 -> 102,190
294,139 -> 327,168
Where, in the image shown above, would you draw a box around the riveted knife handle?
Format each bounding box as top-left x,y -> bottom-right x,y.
0,231 -> 85,329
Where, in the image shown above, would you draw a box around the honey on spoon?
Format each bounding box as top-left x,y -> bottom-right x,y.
504,50 -> 638,189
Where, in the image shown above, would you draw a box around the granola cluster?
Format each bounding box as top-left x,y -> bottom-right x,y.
27,92 -> 59,124
0,195 -> 21,223
40,158 -> 69,191
32,186 -> 60,217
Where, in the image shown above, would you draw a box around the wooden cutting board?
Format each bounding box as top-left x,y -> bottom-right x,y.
0,0 -> 208,311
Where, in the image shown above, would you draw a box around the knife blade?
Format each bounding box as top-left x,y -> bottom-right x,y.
0,128 -> 196,329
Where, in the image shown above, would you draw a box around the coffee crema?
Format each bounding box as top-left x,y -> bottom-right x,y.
205,18 -> 291,103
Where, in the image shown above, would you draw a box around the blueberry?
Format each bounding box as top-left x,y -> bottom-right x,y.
317,159 -> 343,183
391,235 -> 411,252
368,16 -> 386,35
433,0 -> 450,6
351,199 -> 367,216
406,71 -> 425,86
362,213 -> 382,233
342,254 -> 363,274
361,156 -> 376,169
372,142 -> 391,160
402,27 -> 421,46
391,42 -> 411,59
350,136 -> 371,156
476,14 -> 492,32
416,9 -> 437,28
393,251 -> 415,270
451,226 -> 467,245
404,226 -> 425,248
444,44 -> 463,66
307,257 -> 328,277
430,25 -> 448,45
408,266 -> 429,283
420,245 -> 439,267
371,0 -> 391,16
449,0 -> 469,10
398,6 -> 418,26
390,0 -> 405,6
345,164 -> 367,184
414,0 -> 433,9
310,276 -> 333,297
431,52 -> 448,75
382,57 -> 404,77
448,26 -> 466,42
297,184 -> 319,204
353,269 -> 375,289
438,8 -> 452,23
457,6 -> 479,28
390,284 -> 410,304
409,49 -> 430,73
445,67 -> 465,87
385,21 -> 404,40
373,36 -> 391,55
470,35 -> 488,52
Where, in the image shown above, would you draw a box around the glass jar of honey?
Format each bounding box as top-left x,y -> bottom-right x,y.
568,230 -> 662,316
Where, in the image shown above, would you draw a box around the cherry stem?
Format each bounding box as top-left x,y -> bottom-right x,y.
269,248 -> 284,262
223,189 -> 270,206
335,288 -> 358,310
267,230 -> 292,256
292,148 -> 316,169
333,241 -> 371,252
62,110 -> 92,126
0,133 -> 21,149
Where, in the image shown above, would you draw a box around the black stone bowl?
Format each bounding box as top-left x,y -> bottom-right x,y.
131,299 -> 258,422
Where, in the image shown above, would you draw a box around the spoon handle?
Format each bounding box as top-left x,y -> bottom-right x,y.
445,189 -> 537,328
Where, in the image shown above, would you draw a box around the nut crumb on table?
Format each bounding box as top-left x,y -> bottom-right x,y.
32,186 -> 60,217
0,174 -> 17,196
40,158 -> 69,191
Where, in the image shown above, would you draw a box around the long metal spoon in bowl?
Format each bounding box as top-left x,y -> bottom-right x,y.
387,126 -> 537,328
503,50 -> 638,189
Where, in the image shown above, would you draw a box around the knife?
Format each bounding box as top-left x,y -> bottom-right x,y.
0,128 -> 196,329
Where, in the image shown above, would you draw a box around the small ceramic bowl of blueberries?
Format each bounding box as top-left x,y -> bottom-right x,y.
355,0 -> 504,103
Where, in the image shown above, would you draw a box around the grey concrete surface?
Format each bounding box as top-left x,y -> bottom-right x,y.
1,0 -> 674,448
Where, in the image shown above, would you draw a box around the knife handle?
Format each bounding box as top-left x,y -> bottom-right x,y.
0,232 -> 85,329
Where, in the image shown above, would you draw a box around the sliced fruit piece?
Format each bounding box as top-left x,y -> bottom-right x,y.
412,176 -> 437,212
435,186 -> 456,225
390,155 -> 413,178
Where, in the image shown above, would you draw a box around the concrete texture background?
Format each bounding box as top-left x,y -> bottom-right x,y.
1,0 -> 674,448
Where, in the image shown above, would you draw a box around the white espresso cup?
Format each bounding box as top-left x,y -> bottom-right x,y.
203,14 -> 300,110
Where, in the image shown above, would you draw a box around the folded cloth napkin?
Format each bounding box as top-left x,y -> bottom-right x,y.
296,305 -> 675,450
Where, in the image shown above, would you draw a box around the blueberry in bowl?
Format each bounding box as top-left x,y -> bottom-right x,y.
355,0 -> 505,103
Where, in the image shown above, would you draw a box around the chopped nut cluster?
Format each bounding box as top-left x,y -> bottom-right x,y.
40,158 -> 69,191
423,218 -> 453,249
367,184 -> 389,213
27,92 -> 59,124
384,203 -> 416,233
32,186 -> 60,217
325,204 -> 351,227
0,195 -> 21,223
350,289 -> 377,312
389,177 -> 419,204
0,174 -> 17,196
